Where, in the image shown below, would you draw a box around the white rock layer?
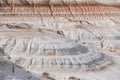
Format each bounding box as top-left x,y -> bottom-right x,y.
0,29 -> 111,70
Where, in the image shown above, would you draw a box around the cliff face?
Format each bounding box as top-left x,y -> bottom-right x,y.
0,0 -> 120,80
0,0 -> 120,17
0,2 -> 120,54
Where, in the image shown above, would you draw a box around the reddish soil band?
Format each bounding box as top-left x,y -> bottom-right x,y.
0,3 -> 119,17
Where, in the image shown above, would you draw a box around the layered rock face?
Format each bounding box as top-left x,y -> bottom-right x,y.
61,21 -> 120,54
0,27 -> 113,79
0,0 -> 120,80
0,0 -> 120,53
0,0 -> 120,17
0,29 -> 111,69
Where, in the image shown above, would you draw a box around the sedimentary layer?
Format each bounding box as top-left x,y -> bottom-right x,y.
0,0 -> 119,18
0,29 -> 111,70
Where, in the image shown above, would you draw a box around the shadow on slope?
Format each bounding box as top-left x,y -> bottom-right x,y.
0,47 -> 42,80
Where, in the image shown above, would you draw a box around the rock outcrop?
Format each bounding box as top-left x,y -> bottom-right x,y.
0,0 -> 119,54
0,29 -> 111,70
0,0 -> 120,80
0,0 -> 119,17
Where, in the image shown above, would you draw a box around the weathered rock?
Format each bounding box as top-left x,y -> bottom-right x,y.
0,0 -> 120,80
0,29 -> 111,70
60,20 -> 120,54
